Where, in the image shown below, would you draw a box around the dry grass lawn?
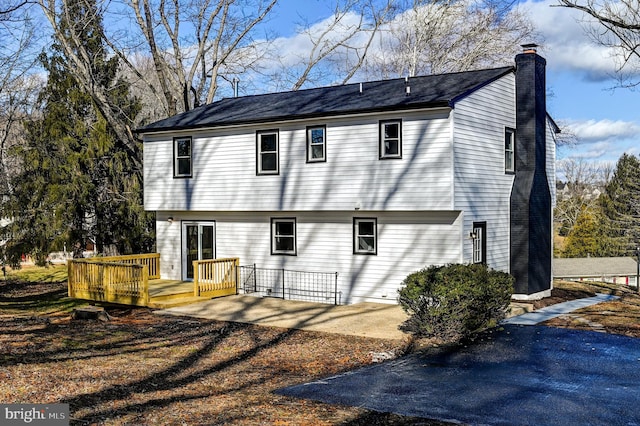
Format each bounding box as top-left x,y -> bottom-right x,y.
541,279 -> 640,337
2,267 -> 640,425
0,269 -> 438,425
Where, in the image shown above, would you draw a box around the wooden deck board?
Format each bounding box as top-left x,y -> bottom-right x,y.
149,279 -> 194,298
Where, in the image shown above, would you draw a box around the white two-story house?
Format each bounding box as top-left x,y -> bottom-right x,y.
138,45 -> 558,304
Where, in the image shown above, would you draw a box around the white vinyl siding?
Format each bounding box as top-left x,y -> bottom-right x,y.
144,109 -> 453,212
155,210 -> 462,304
452,73 -> 515,273
143,72 -> 527,303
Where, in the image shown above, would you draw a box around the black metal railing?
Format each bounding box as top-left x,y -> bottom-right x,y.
239,265 -> 340,305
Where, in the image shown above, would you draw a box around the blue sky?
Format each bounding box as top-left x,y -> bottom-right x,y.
269,0 -> 640,171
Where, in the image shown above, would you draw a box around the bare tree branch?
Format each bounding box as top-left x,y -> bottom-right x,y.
556,0 -> 640,84
0,1 -> 31,17
37,0 -> 141,167
363,0 -> 536,79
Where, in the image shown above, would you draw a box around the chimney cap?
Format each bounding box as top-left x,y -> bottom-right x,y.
521,43 -> 538,53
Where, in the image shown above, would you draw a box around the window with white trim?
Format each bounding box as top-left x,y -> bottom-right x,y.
379,120 -> 402,159
505,128 -> 515,173
354,218 -> 377,254
174,137 -> 192,178
306,125 -> 326,162
472,222 -> 486,264
257,130 -> 279,175
271,218 -> 296,255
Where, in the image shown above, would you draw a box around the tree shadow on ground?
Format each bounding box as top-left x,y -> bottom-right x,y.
0,279 -> 412,425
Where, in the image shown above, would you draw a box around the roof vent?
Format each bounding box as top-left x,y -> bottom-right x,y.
359,82 -> 363,93
232,77 -> 240,97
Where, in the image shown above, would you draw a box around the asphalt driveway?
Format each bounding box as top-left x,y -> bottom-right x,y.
278,325 -> 640,425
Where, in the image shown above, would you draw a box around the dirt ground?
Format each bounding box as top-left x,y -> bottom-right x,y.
1,276 -> 639,425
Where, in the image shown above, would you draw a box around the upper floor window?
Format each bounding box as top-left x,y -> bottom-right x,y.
379,120 -> 402,159
306,125 -> 326,163
271,218 -> 296,255
257,130 -> 279,175
505,128 -> 515,173
353,217 -> 377,255
174,137 -> 192,178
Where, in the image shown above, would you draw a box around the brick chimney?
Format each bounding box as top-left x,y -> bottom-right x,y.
510,44 -> 552,297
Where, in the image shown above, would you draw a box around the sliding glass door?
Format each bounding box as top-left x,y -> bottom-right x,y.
182,222 -> 215,280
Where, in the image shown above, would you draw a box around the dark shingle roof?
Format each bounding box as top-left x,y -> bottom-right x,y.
138,66 -> 514,133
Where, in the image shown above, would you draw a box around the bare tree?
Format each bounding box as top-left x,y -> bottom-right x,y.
120,0 -> 277,116
557,0 -> 640,87
35,0 -> 279,145
362,0 -> 536,79
555,158 -> 606,236
288,0 -> 394,90
0,75 -> 42,196
251,0 -> 395,93
37,0 -> 143,166
0,2 -> 41,196
0,1 -> 30,17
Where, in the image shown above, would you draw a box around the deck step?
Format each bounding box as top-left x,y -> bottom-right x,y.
149,291 -> 195,303
148,296 -> 211,309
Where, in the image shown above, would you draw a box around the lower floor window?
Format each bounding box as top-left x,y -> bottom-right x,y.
271,218 -> 296,255
354,218 -> 377,254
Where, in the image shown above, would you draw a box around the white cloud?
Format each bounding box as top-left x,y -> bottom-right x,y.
558,119 -> 640,162
566,118 -> 640,142
523,0 -> 632,80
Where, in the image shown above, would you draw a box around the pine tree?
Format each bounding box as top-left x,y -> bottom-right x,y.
3,0 -> 153,265
562,205 -> 616,257
599,153 -> 640,256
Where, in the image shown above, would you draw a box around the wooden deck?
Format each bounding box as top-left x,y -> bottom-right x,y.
146,279 -> 209,309
149,279 -> 194,298
67,255 -> 239,308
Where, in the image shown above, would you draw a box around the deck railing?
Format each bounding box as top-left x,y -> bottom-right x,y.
67,253 -> 160,306
194,257 -> 239,298
88,253 -> 161,279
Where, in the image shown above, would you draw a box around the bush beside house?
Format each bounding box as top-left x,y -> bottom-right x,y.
398,263 -> 514,342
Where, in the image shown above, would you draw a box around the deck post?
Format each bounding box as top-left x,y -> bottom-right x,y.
193,260 -> 200,297
234,258 -> 239,295
67,261 -> 73,297
142,267 -> 150,305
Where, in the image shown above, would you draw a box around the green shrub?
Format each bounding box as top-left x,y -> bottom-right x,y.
398,263 -> 514,342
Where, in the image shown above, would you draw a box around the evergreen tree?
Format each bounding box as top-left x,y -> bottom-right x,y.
599,153 -> 640,256
2,0 -> 153,266
562,205 -> 616,257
